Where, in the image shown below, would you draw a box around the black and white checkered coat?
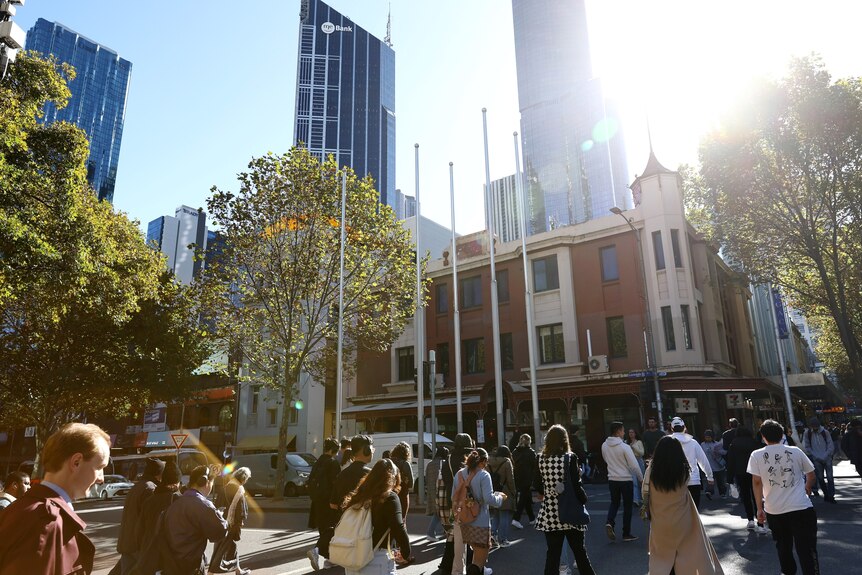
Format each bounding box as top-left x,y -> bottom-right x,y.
535,453 -> 587,532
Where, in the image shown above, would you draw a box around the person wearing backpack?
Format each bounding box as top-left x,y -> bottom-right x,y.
452,448 -> 505,575
440,433 -> 475,575
802,417 -> 836,503
488,446 -> 516,547
330,459 -> 413,574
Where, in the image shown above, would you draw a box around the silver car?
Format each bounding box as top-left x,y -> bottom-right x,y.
91,475 -> 134,499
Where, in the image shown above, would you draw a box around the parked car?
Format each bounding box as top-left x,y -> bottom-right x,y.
90,475 -> 134,500
233,452 -> 316,497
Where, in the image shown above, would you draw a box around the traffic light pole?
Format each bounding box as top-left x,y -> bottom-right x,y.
429,350 -> 437,456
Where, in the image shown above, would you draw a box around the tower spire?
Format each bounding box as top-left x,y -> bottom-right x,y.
384,3 -> 393,47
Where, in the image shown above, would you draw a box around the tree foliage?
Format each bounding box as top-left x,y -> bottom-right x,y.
0,53 -> 211,469
690,56 -> 862,393
203,147 -> 421,497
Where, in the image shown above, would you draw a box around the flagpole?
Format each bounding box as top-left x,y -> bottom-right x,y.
768,283 -> 799,443
335,171 -> 347,440
414,143 -> 426,502
449,162 -> 464,433
482,108 -> 506,446
513,131 -> 541,447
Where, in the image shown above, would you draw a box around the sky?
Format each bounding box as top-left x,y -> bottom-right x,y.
14,1 -> 862,235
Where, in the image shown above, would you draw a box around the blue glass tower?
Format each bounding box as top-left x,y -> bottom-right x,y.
512,0 -> 630,234
26,19 -> 132,204
294,0 -> 396,215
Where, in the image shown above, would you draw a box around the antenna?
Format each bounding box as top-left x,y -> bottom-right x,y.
384,3 -> 393,47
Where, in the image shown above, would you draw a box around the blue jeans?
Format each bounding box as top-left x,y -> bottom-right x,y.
490,508 -> 513,542
632,458 -> 645,504
812,458 -> 835,499
427,513 -> 443,537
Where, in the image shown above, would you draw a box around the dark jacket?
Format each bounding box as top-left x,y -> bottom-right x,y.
330,461 -> 370,509
308,453 -> 340,505
392,457 -> 413,511
223,481 -> 248,536
135,486 -> 180,553
369,492 -> 411,556
842,428 -> 862,465
570,434 -> 587,462
117,477 -> 158,554
726,436 -> 760,478
512,445 -> 537,489
721,427 -> 738,452
163,489 -> 227,569
0,483 -> 95,575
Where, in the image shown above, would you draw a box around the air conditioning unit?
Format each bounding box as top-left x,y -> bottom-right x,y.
588,355 -> 609,374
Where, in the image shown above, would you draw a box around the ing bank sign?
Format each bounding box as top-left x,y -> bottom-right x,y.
321,21 -> 353,34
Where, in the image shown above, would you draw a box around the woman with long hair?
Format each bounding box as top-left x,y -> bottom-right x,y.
451,448 -> 504,575
645,436 -> 723,575
390,441 -> 414,516
535,424 -> 595,575
725,426 -> 766,532
626,428 -> 646,506
341,459 -> 413,575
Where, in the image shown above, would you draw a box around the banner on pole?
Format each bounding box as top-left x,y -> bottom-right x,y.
772,289 -> 789,340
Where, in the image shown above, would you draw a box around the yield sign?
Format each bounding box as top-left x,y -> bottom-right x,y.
171,433 -> 189,449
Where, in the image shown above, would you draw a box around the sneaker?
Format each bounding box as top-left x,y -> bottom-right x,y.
306,547 -> 320,572
484,568 -> 493,575
622,534 -> 639,542
500,540 -> 511,547
747,520 -> 756,530
490,537 -> 500,548
721,494 -> 728,500
559,566 -> 572,575
755,524 -> 769,535
605,522 -> 616,541
236,569 -> 251,575
825,497 -> 837,504
511,519 -> 524,529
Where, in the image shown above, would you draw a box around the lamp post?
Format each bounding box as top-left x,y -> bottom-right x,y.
610,207 -> 664,426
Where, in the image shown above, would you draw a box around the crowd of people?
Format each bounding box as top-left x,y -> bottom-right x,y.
0,416 -> 859,575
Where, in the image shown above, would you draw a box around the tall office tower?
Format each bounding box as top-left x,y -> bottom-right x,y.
147,206 -> 209,285
512,0 -> 629,235
486,174 -> 523,244
25,19 -> 132,204
294,0 -> 396,211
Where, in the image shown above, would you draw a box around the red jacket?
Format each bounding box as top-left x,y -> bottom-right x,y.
0,483 -> 95,575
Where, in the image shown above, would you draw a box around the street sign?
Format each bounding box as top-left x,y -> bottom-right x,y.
476,420 -> 485,444
24,426 -> 36,438
171,433 -> 189,450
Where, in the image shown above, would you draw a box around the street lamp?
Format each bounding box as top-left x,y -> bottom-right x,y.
610,207 -> 665,426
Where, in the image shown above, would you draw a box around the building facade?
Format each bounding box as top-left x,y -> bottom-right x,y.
512,0 -> 629,234
147,206 -> 209,285
25,19 -> 132,203
487,174 -> 523,244
294,0 -> 396,212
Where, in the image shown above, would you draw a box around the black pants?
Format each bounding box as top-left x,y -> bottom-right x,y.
766,507 -> 819,575
606,480 -> 633,536
316,505 -> 338,557
514,484 -> 535,522
544,530 -> 595,575
735,474 -> 756,521
688,484 -> 702,510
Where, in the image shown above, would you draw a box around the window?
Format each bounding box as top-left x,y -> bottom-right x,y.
397,347 -> 414,381
463,338 -> 485,374
501,333 -> 514,369
267,408 -> 278,427
533,255 -> 560,292
652,231 -> 666,270
661,306 -> 676,351
671,229 -> 683,268
460,276 -> 483,309
681,305 -> 693,350
606,316 -> 627,358
538,324 -> 565,364
436,343 -> 450,378
288,406 -> 299,425
436,283 -> 449,313
600,245 -> 619,282
250,387 -> 259,415
497,269 -> 510,302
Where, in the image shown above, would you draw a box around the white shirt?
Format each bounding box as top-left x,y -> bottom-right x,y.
670,432 -> 714,485
747,444 -> 814,515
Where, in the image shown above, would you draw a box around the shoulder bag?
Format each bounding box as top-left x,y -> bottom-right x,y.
558,453 -> 590,526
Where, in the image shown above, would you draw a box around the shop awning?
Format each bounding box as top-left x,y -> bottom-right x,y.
342,396 -> 481,414
235,434 -> 295,451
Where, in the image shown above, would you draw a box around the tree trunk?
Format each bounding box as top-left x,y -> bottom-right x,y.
272,369 -> 299,500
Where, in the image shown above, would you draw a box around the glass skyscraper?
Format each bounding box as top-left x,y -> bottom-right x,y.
512,0 -> 629,234
294,0 -> 397,215
26,19 -> 132,204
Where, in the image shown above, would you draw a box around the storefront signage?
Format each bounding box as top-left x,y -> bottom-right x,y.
674,397 -> 699,414
476,420 -> 485,444
726,393 -> 745,409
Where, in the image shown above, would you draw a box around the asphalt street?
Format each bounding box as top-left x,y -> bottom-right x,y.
84,461 -> 862,575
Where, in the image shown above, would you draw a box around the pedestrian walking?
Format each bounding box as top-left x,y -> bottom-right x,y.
425,445 -> 449,540
601,421 -> 643,542
749,419 -> 820,575
208,466 -> 252,575
0,471 -> 30,510
0,423 -> 110,575
512,433 -> 537,526
725,426 -> 766,533
642,416 -> 665,461
335,437 -> 351,465
334,459 -> 414,574
488,446 -> 516,547
535,425 -> 596,575
700,430 -> 727,500
163,465 -> 228,574
340,448 -> 355,471
134,462 -> 181,561
669,417 -> 714,510
116,457 -> 165,574
625,429 -> 645,506
306,438 -> 341,569
840,419 -> 862,481
721,418 -> 740,452
451,448 -> 504,575
439,433 -> 477,575
802,417 -> 836,503
390,441 -> 414,516
643,436 -> 724,575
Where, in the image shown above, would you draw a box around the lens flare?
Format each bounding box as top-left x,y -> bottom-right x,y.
581,139 -> 594,152
222,461 -> 237,476
592,117 -> 619,143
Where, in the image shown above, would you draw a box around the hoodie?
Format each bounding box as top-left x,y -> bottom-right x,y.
601,436 -> 643,482
671,432 -> 714,486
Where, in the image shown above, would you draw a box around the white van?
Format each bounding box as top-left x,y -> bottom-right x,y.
368,432 -> 453,489
232,452 -> 316,497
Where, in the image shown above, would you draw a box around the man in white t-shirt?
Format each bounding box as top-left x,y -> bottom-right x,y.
748,419 -> 818,575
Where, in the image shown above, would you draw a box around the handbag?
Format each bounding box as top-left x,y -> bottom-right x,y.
558,453 -> 590,526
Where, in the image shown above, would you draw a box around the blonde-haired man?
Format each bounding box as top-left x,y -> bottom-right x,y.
0,422 -> 110,575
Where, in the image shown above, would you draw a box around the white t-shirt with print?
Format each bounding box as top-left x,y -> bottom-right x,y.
747,444 -> 814,515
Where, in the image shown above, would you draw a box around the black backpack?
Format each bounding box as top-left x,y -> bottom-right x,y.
489,463 -> 503,492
